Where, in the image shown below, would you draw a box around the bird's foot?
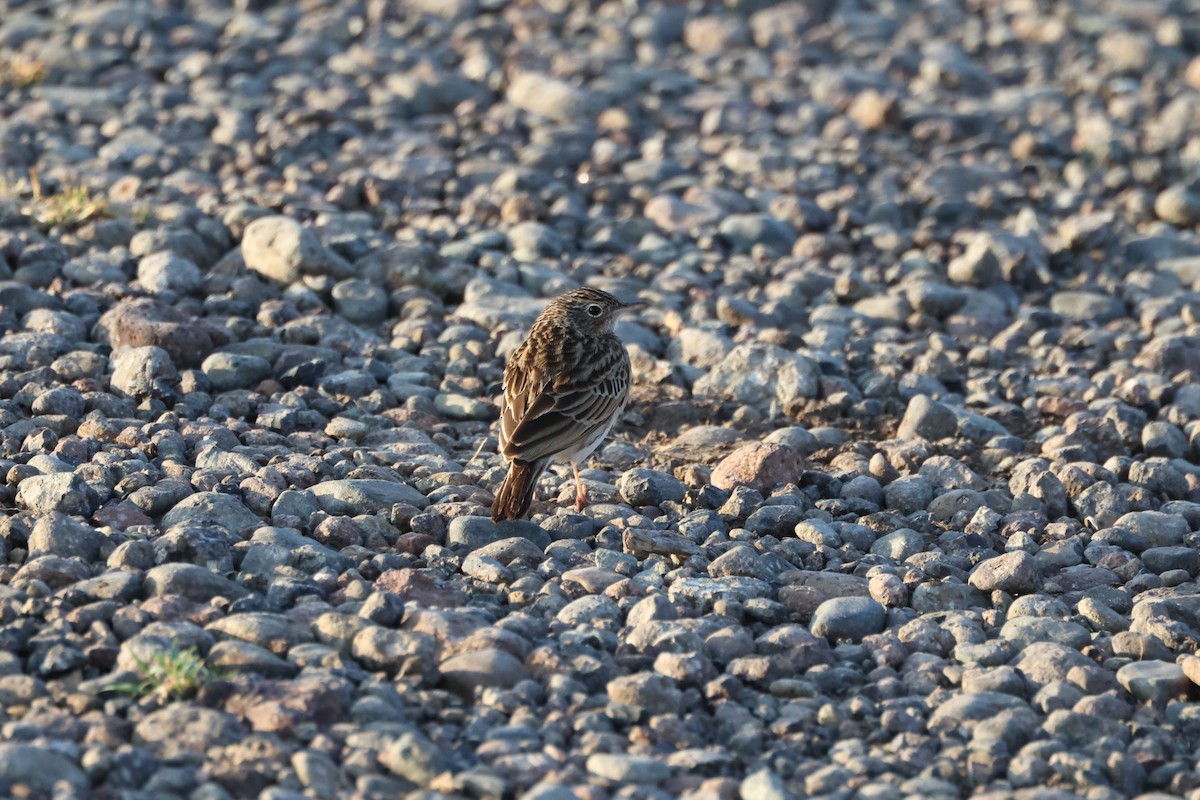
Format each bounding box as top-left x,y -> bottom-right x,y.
573,463 -> 589,512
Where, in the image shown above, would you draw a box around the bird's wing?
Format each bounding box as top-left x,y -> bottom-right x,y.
500,341 -> 629,463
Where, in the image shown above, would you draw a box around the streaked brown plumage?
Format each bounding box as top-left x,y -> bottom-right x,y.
492,287 -> 635,521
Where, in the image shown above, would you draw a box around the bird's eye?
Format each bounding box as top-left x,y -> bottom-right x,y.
586,304 -> 603,317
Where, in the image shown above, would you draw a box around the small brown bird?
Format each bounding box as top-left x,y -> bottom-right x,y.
492,287 -> 636,522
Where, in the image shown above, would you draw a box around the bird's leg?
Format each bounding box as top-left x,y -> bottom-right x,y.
573,462 -> 588,511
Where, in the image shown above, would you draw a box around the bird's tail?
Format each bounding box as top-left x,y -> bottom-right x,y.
492,460 -> 544,522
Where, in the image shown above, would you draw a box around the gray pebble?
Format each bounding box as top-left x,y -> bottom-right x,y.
1142,421 -> 1187,458
241,216 -> 351,284
617,468 -> 687,507
110,345 -> 178,398
26,510 -> 105,560
201,352 -> 271,391
968,551 -> 1043,595
896,394 -> 957,440
16,472 -> 99,515
947,234 -> 1002,286
350,626 -> 436,677
137,251 -> 203,296
1154,183 -> 1200,226
332,279 -> 389,325
0,744 -> 89,792
809,596 -> 886,642
133,704 -> 246,760
717,213 -> 796,254
586,753 -> 670,783
144,563 -> 248,602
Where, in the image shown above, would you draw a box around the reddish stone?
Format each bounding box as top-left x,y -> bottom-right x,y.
710,442 -> 804,493
93,298 -> 229,368
140,595 -> 224,626
224,673 -> 353,734
375,568 -> 466,608
311,516 -> 362,549
93,501 -> 154,530
395,532 -> 436,555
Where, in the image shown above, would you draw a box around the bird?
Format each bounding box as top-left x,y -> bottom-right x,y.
492,287 -> 637,522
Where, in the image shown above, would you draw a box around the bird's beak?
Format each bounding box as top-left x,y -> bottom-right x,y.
618,301 -> 648,315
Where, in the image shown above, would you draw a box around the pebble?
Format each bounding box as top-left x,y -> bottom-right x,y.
896,394 -> 957,440
241,216 -> 350,284
137,251 -> 203,296
201,352 -> 272,391
207,612 -> 314,656
440,649 -> 529,696
586,753 -> 671,784
349,626 -> 436,677
809,596 -> 887,642
378,729 -> 452,786
710,442 -> 804,493
607,672 -> 683,715
717,213 -> 796,254
110,345 -> 178,398
740,768 -> 790,800
332,279 -> 389,325
310,479 -> 429,514
693,344 -> 820,410
94,297 -> 226,367
617,468 -> 687,507
948,235 -> 1002,286
26,510 -> 105,560
133,704 -> 246,759
1154,183 -> 1200,226
143,563 -> 249,602
16,472 -> 99,515
968,551 -> 1044,595
0,743 -> 89,792
505,72 -> 599,123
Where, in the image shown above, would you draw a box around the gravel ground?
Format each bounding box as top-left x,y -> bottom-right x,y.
1,0 -> 1200,798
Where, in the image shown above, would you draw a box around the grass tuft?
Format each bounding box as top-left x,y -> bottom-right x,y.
109,644 -> 219,701
0,169 -> 111,231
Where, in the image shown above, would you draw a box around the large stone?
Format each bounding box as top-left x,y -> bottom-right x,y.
896,394 -> 957,440
160,491 -> 260,536
0,744 -> 88,792
350,626 -> 437,677
110,345 -> 178,398
379,728 -> 453,787
711,442 -> 804,493
26,511 -> 106,561
968,551 -> 1043,595
311,479 -> 430,514
93,297 -> 226,367
693,344 -> 820,410
506,71 -> 601,122
201,352 -> 272,391
16,472 -> 99,516
207,612 -> 314,656
143,563 -> 249,601
809,596 -> 886,642
927,692 -> 1030,733
241,215 -> 351,284
779,572 -> 870,622
439,649 -> 530,697
133,704 -> 246,759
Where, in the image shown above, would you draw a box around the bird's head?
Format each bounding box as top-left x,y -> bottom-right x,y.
553,287 -> 642,333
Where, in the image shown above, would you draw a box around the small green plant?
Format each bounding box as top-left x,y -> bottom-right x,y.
110,644 -> 219,700
0,169 -> 111,231
0,55 -> 47,88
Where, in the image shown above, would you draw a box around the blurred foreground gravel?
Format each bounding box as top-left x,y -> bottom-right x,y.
2,0 -> 1200,798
